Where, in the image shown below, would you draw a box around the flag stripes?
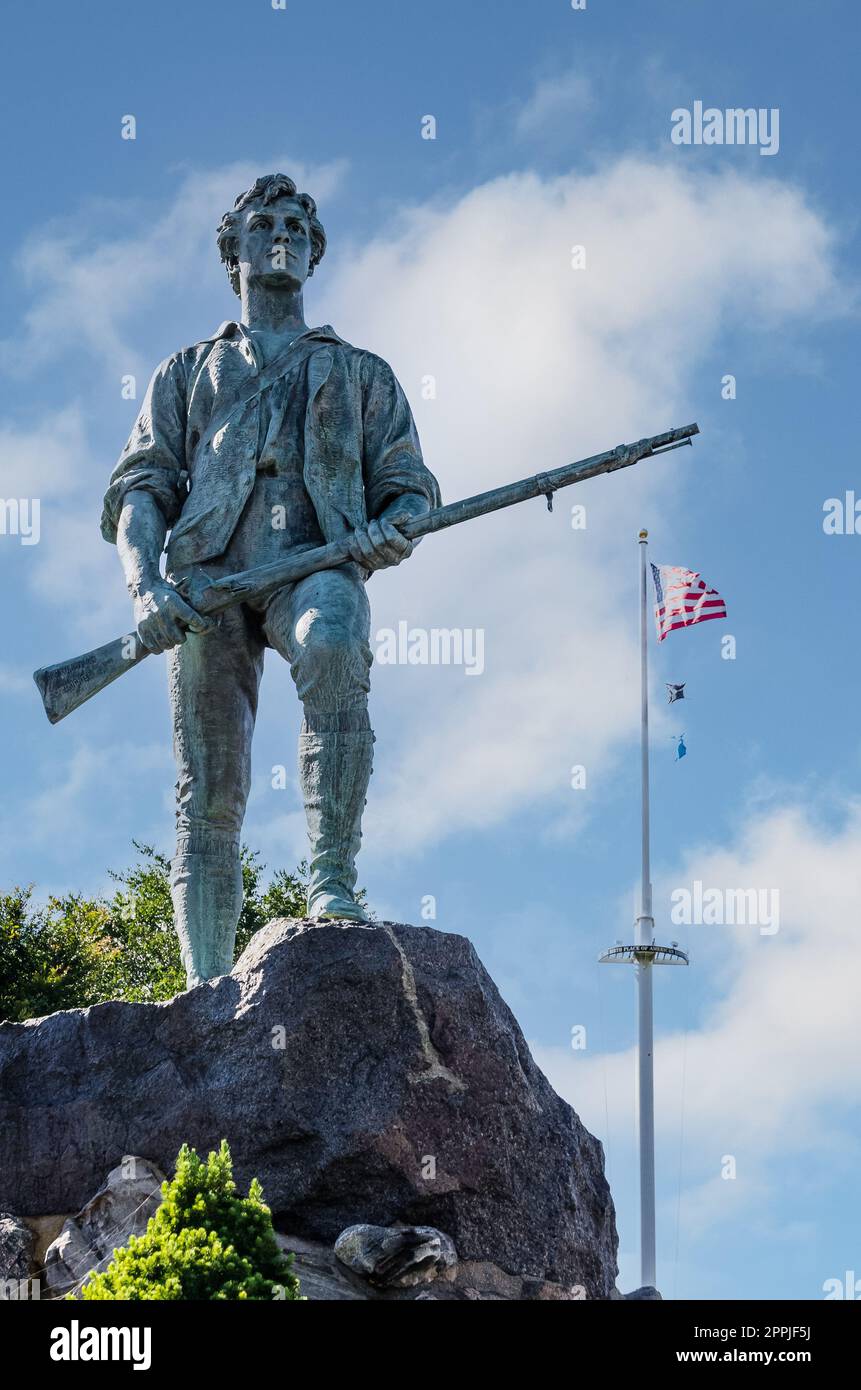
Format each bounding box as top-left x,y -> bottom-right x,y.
650,563 -> 727,642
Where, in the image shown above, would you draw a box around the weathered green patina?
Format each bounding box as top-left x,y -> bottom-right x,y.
105,174 -> 441,985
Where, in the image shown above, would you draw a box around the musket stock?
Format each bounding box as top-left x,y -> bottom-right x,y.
34,633 -> 150,726
34,423 -> 698,723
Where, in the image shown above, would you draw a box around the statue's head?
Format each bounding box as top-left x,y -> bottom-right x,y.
217,173 -> 327,297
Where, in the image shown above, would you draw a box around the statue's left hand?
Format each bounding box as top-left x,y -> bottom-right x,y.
347,495 -> 429,571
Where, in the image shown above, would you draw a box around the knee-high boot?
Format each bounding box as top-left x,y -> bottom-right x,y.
298,729 -> 375,920
170,841 -> 244,987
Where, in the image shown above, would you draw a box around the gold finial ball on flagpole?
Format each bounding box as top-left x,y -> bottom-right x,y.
639,529 -> 648,540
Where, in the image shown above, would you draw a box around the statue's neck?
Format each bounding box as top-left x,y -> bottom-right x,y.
240,280 -> 309,337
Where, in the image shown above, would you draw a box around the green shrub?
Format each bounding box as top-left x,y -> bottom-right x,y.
78,1141 -> 303,1301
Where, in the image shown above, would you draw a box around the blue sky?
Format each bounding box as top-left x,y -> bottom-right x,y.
1,0 -> 859,1299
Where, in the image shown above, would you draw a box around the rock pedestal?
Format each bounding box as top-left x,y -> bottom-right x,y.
0,918 -> 618,1297
0,1213 -> 34,1284
43,1159 -> 166,1299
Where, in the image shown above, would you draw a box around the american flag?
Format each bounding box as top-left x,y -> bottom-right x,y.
651,563 -> 727,642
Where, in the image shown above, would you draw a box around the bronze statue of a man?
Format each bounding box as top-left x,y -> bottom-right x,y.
101,174 -> 441,987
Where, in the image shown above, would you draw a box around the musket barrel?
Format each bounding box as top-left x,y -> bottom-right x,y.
34,422 -> 698,722
206,422 -> 700,606
397,422 -> 699,538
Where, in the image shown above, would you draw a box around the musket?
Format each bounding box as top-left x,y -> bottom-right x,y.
33,422 -> 699,724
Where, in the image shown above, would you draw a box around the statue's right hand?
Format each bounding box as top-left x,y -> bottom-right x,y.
133,579 -> 213,653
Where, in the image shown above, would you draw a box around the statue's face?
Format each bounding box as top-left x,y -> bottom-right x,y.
236,196 -> 313,292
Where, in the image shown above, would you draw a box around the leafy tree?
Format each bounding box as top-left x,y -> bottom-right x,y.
99,843 -> 310,1003
78,1141 -> 303,1301
0,845 -> 314,1020
0,886 -> 113,1021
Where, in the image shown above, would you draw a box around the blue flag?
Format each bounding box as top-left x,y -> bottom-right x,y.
675,735 -> 687,761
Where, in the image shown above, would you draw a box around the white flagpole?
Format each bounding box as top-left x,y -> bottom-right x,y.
599,530 -> 688,1293
637,528 -> 657,1289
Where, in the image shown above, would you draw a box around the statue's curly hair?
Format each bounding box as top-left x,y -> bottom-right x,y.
216,173 -> 327,296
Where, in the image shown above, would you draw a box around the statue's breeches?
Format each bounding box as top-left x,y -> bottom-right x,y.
166,563 -> 373,983
167,563 -> 373,848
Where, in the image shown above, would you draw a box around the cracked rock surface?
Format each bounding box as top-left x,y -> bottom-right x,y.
0,918 -> 618,1297
0,1213 -> 34,1283
43,1158 -> 166,1299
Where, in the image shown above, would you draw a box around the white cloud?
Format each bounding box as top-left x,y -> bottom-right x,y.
28,511 -> 129,638
532,798 -> 861,1235
1,156 -> 347,379
315,158 -> 842,853
514,69 -> 594,139
0,738 -> 169,867
0,665 -> 32,694
0,406 -> 89,497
